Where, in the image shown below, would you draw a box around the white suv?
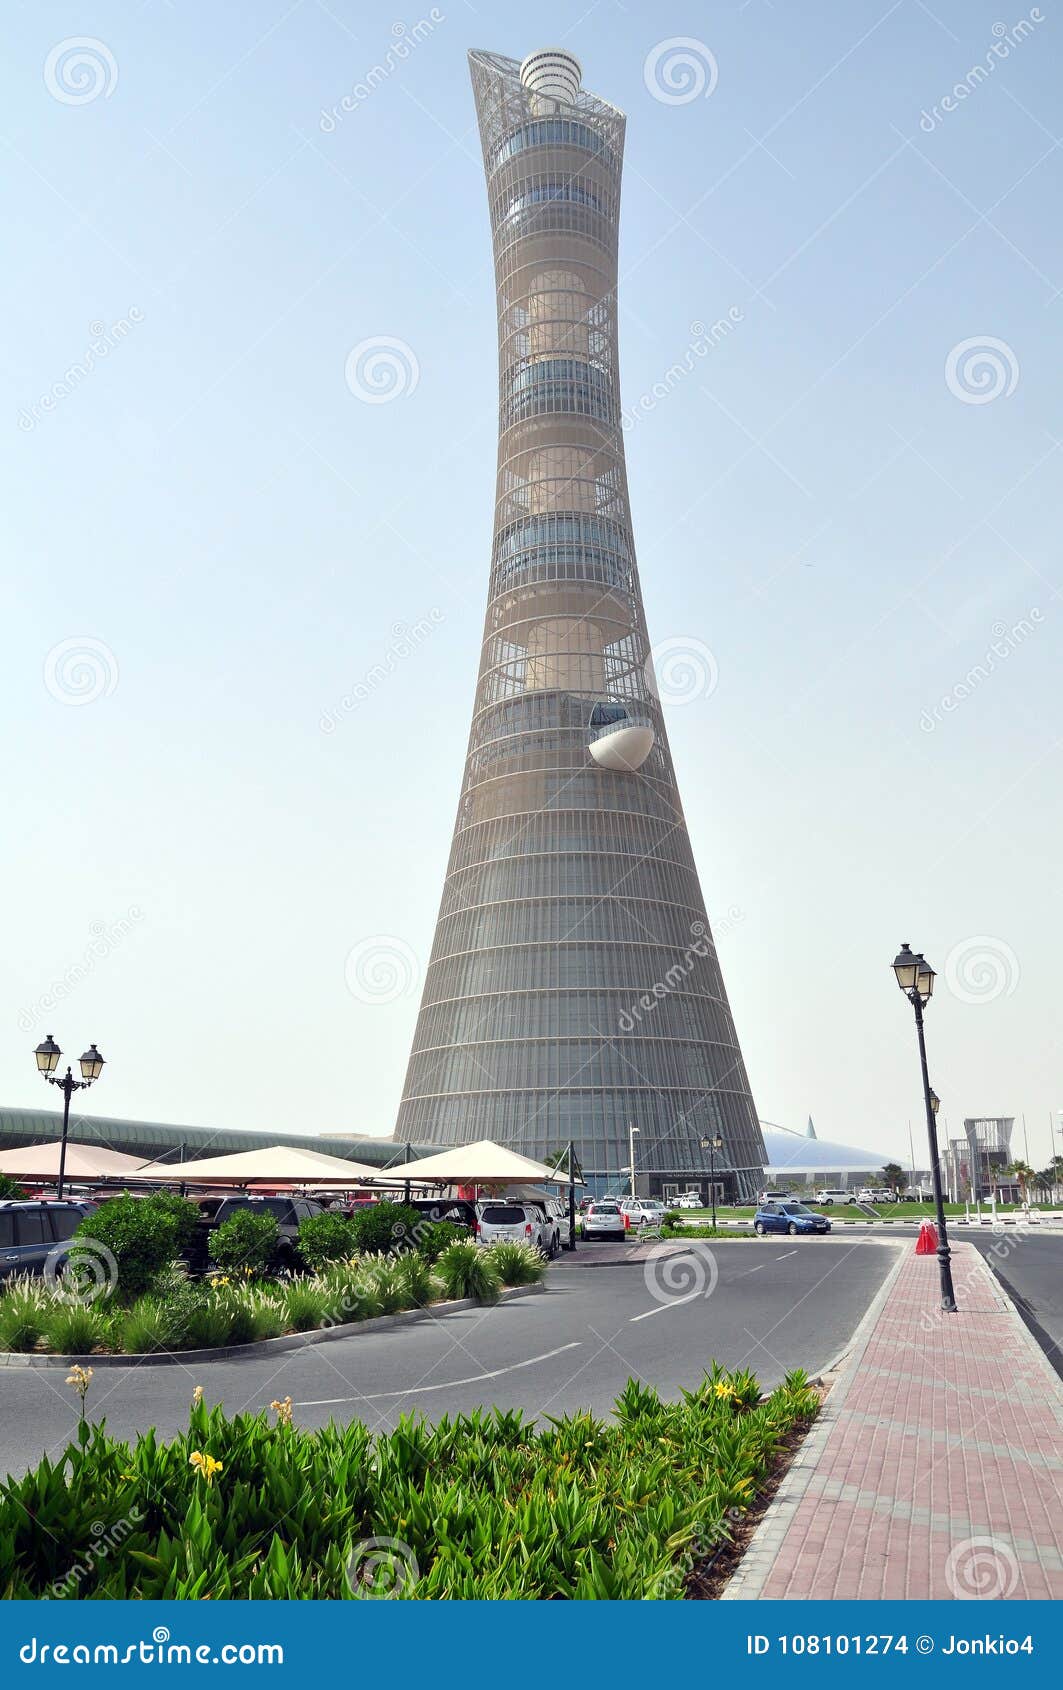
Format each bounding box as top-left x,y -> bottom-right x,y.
813,1188 -> 850,1206
476,1201 -> 554,1256
857,1187 -> 895,1205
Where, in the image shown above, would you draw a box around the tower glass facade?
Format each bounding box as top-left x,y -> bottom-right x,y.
396,49 -> 766,1198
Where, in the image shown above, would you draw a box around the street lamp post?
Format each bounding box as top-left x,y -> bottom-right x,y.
628,1124 -> 640,1199
700,1132 -> 724,1229
33,1035 -> 106,1201
891,943 -> 956,1312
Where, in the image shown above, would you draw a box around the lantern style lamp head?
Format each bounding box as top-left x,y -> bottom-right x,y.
892,943 -> 919,993
929,1088 -> 940,1116
79,1044 -> 105,1084
34,1035 -> 61,1075
713,1132 -> 724,1153
914,954 -> 936,1002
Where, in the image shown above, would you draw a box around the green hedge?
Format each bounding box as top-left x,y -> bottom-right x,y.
75,1193 -> 197,1299
0,1366 -> 819,1598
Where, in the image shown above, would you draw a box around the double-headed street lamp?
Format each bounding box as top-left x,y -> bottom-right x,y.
700,1132 -> 724,1229
891,943 -> 956,1313
33,1035 -> 106,1201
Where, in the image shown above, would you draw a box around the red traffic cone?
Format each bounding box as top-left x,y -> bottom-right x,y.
915,1221 -> 938,1255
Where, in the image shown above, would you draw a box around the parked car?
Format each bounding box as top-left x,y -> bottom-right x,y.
856,1187 -> 896,1205
757,1188 -> 793,1203
620,1198 -> 666,1228
475,1200 -> 556,1256
0,1199 -> 98,1281
813,1188 -> 850,1206
753,1201 -> 831,1237
185,1194 -> 324,1273
580,1200 -> 627,1242
540,1195 -> 572,1251
671,1192 -> 702,1210
406,1198 -> 478,1234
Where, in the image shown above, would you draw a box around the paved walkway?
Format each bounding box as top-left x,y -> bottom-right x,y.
724,1241 -> 1063,1599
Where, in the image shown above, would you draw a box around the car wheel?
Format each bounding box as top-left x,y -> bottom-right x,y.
821,1198 -> 832,1206
788,1223 -> 798,1236
754,1221 -> 766,1236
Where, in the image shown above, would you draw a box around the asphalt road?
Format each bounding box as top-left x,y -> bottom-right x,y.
0,1237 -> 896,1479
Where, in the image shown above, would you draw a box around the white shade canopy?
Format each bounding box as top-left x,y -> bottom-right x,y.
402,1140 -> 583,1186
133,1144 -> 387,1184
0,1140 -> 147,1180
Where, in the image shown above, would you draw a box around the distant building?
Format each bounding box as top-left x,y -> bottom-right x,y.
944,1117 -> 1018,1200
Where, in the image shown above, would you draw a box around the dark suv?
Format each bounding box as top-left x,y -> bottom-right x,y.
0,1200 -> 98,1281
185,1194 -> 323,1273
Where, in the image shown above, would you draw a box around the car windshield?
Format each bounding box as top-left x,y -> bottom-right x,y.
480,1205 -> 526,1225
780,1203 -> 813,1215
590,1203 -> 618,1214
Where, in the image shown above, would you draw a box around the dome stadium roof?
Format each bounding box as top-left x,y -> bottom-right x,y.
759,1120 -> 893,1176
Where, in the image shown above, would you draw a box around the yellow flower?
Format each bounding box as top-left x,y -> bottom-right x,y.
66,1365 -> 94,1400
189,1450 -> 223,1486
269,1396 -> 293,1428
191,1386 -> 204,1408
713,1379 -> 737,1401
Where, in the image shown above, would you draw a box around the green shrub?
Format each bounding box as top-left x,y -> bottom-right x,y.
485,1241 -> 546,1287
316,1262 -> 383,1326
0,1364 -> 818,1598
361,1256 -> 412,1316
434,1240 -> 501,1304
75,1192 -> 185,1300
42,1301 -> 109,1356
220,1294 -> 257,1347
142,1191 -> 200,1256
393,1251 -> 438,1307
120,1297 -> 170,1355
349,1201 -> 422,1257
297,1211 -> 355,1272
0,1174 -> 26,1201
663,1210 -> 682,1228
208,1209 -> 279,1276
183,1298 -> 234,1351
0,1284 -> 47,1352
248,1294 -> 285,1342
281,1281 -> 331,1332
415,1219 -> 468,1263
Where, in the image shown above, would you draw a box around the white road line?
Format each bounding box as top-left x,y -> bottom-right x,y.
775,1250 -> 798,1260
294,1341 -> 582,1406
629,1290 -> 703,1322
741,1263 -> 766,1274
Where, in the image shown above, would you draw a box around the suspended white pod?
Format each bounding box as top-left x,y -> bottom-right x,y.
589,722 -> 655,771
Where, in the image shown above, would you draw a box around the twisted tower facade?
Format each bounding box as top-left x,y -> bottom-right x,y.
396,48 -> 765,1198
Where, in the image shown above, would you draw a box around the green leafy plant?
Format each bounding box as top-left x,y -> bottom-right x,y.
208,1210 -> 280,1276
0,1174 -> 26,1201
349,1201 -> 423,1257
0,1283 -> 47,1352
393,1251 -> 438,1307
434,1240 -> 501,1304
42,1301 -> 109,1357
297,1211 -> 356,1272
248,1293 -> 285,1342
280,1281 -> 331,1333
414,1219 -> 468,1263
484,1241 -> 546,1286
75,1192 -> 186,1300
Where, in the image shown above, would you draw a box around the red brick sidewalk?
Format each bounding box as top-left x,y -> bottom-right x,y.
723,1241 -> 1063,1600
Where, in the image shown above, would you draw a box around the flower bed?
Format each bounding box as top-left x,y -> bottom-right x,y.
0,1365 -> 819,1598
0,1239 -> 545,1358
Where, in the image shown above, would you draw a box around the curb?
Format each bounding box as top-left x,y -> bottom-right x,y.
720,1241 -> 907,1600
0,1283 -> 545,1370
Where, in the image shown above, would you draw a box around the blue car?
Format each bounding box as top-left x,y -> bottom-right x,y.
0,1200 -> 98,1280
754,1200 -> 831,1237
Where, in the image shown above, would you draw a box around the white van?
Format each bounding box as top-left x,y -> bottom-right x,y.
813,1188 -> 849,1206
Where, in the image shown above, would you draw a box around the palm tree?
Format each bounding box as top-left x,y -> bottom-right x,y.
880,1162 -> 906,1198
1005,1160 -> 1036,1207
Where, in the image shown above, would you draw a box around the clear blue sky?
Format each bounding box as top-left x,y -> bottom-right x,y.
3,1 -> 1060,1170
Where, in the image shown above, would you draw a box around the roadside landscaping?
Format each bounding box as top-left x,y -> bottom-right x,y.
0,1192 -> 543,1358
0,1365 -> 820,1597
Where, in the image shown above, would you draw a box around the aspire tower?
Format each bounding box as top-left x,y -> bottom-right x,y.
396,48 -> 765,1198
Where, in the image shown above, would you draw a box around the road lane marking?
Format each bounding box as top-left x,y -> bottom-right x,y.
294,1341 -> 583,1405
629,1290 -> 703,1322
775,1250 -> 798,1260
741,1263 -> 766,1273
